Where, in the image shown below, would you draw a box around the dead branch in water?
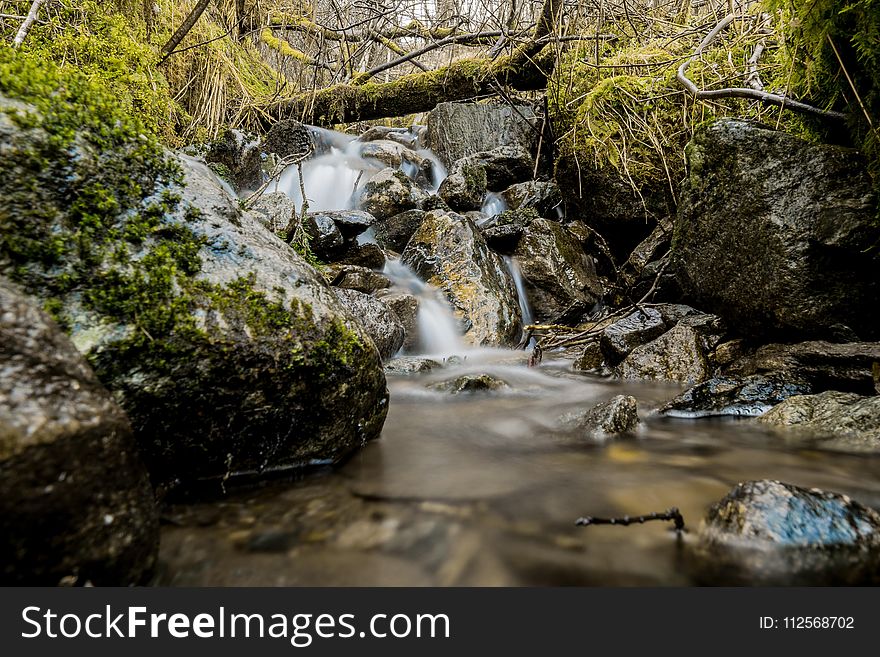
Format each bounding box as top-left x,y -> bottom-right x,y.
576,508 -> 686,532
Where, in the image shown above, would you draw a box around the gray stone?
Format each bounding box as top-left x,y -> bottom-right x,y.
573,341 -> 605,372
695,480 -> 880,584
660,375 -> 811,418
334,289 -> 405,360
600,308 -> 666,364
618,218 -> 672,289
674,119 -> 880,340
501,181 -> 563,219
372,209 -> 426,252
326,265 -> 391,294
311,210 -> 375,241
204,128 -> 265,193
466,146 -> 534,191
247,192 -> 294,233
358,168 -> 427,220
402,210 -> 522,346
303,211 -> 345,259
426,102 -> 539,168
758,391 -> 880,451
376,291 -> 419,351
0,280 -> 158,585
438,161 -> 487,211
337,242 -> 386,269
384,357 -> 442,375
512,218 -> 602,322
430,374 -> 509,394
562,395 -> 640,437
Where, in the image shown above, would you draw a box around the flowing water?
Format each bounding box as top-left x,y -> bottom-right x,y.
156,128 -> 880,586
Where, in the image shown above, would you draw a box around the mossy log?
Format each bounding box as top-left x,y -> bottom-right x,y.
260,47 -> 555,128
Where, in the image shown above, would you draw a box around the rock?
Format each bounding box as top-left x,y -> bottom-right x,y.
758,392 -> 880,451
426,101 -> 540,168
309,209 -> 375,241
430,374 -> 509,394
501,181 -> 563,219
376,291 -> 419,351
0,280 -> 158,585
384,357 -> 442,375
729,341 -> 880,396
562,395 -> 640,437
438,161 -> 487,211
326,265 -> 391,294
204,128 -> 265,193
302,211 -> 345,260
402,210 -> 522,346
618,218 -> 672,289
263,119 -> 315,160
358,168 -> 427,220
466,146 -> 534,190
334,289 -> 405,360
660,375 -> 812,418
337,242 -> 386,269
372,209 -> 426,252
249,192 -> 296,233
600,308 -> 666,365
512,218 -> 602,322
620,314 -> 725,383
695,480 -> 880,584
673,119 -> 880,340
482,223 -> 523,254
0,102 -> 389,488
573,341 -> 605,372
358,139 -> 407,168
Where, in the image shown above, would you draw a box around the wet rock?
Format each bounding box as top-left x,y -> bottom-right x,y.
326,265 -> 391,294
758,392 -> 880,451
618,218 -> 672,289
357,126 -> 408,143
661,375 -> 811,418
359,168 -> 428,220
302,211 -> 345,259
337,242 -> 386,269
695,480 -> 880,584
263,119 -> 315,160
564,220 -> 617,277
652,303 -> 702,327
401,210 -> 522,346
573,341 -> 605,372
426,101 -> 539,169
482,223 -> 523,254
204,128 -> 264,193
674,119 -> 880,340
513,218 -> 602,322
334,289 -> 405,360
438,161 -> 487,211
562,395 -> 640,437
467,146 -> 534,191
376,291 -> 419,351
729,341 -> 880,396
250,192 -> 296,234
501,181 -> 563,219
430,374 -> 509,394
0,280 -> 158,585
600,308 -> 666,365
620,314 -> 725,383
312,209 -> 375,241
359,139 -> 418,169
372,209 -> 426,252
384,356 -> 442,375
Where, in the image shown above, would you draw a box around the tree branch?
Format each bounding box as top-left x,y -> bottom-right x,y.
161,0 -> 212,57
11,0 -> 44,49
676,14 -> 846,121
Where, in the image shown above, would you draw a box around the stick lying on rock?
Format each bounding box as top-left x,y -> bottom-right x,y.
575,508 -> 685,532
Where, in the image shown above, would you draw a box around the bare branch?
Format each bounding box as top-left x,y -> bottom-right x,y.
11,0 -> 44,49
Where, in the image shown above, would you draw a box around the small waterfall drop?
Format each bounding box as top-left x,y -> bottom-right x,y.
503,256 -> 535,347
383,260 -> 464,356
481,192 -> 507,220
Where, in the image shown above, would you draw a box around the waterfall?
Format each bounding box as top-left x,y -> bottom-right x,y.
383,260 -> 464,355
480,192 -> 507,221
503,256 -> 535,347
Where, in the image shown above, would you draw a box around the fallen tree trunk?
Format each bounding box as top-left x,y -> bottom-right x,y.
259,46 -> 555,128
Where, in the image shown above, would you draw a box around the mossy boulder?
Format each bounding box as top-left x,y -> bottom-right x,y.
0,86 -> 388,488
673,119 -> 880,341
334,288 -> 405,360
438,161 -> 487,211
358,168 -> 427,220
512,218 -> 602,322
401,210 -> 522,346
0,279 -> 158,585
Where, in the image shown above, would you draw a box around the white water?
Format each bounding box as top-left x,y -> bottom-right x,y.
383,260 -> 464,355
480,192 -> 507,220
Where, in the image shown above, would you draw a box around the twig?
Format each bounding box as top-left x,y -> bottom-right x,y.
576,508 -> 686,532
11,0 -> 44,48
677,14 -> 846,121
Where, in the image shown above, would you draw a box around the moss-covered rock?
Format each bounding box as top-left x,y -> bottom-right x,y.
0,56 -> 388,489
0,278 -> 158,585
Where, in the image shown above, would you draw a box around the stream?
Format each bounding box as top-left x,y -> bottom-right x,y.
156,127 -> 880,586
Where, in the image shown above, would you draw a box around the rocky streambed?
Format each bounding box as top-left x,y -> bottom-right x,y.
2,92 -> 880,586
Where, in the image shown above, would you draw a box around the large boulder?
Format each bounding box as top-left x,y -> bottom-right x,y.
334,289 -> 405,360
758,391 -> 880,451
673,119 -> 880,340
0,280 -> 158,585
0,90 -> 389,489
358,168 -> 427,220
694,480 -> 880,584
600,307 -> 666,364
203,128 -> 265,193
426,101 -> 540,168
438,160 -> 487,211
401,210 -> 522,346
501,181 -> 563,219
512,218 -> 602,322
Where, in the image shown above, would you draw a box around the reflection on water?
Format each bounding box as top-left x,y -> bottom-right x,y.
158,351 -> 880,586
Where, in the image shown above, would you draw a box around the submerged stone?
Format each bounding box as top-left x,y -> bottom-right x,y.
384,357 -> 442,375
660,375 -> 811,418
430,374 -> 509,394
561,395 -> 640,437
